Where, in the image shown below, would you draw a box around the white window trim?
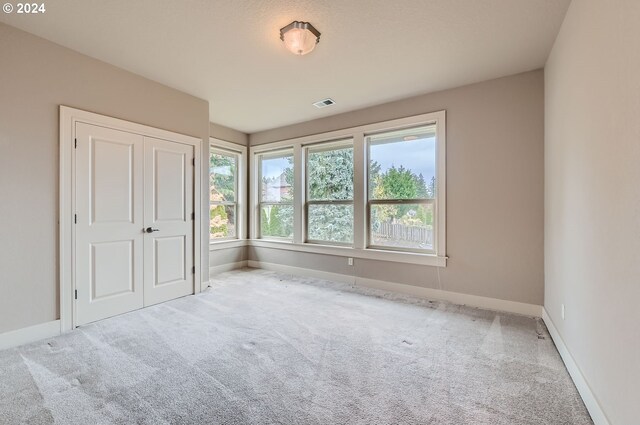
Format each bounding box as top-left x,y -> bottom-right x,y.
305,139 -> 355,246
366,124 -> 438,254
254,148 -> 295,241
249,111 -> 447,267
209,147 -> 239,241
209,138 -> 247,248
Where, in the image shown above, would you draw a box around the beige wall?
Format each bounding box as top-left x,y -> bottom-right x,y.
545,1 -> 640,423
208,122 -> 250,272
250,70 -> 545,306
0,23 -> 210,334
210,122 -> 249,146
209,247 -> 247,271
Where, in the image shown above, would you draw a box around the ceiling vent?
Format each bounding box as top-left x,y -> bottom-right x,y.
313,98 -> 336,108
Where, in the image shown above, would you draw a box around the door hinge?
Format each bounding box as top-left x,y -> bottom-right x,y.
74,138 -> 77,149
192,266 -> 195,274
192,158 -> 195,166
74,214 -> 77,224
74,290 -> 78,300
191,212 -> 195,220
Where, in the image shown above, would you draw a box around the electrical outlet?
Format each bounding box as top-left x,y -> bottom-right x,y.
347,257 -> 354,266
561,304 -> 565,320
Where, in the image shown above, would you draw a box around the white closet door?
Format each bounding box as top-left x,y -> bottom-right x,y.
143,137 -> 194,306
75,123 -> 144,326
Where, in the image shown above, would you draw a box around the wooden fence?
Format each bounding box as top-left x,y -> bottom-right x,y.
373,222 -> 433,245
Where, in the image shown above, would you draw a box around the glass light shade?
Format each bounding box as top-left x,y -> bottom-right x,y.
280,21 -> 321,56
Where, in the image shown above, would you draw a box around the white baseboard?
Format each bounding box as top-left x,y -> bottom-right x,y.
247,260 -> 542,317
542,309 -> 610,425
0,320 -> 61,351
248,260 -> 353,285
200,280 -> 210,292
356,276 -> 542,317
209,260 -> 248,281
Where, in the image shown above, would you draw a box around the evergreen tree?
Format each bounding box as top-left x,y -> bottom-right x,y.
428,176 -> 436,199
259,149 -> 435,241
307,147 -> 354,242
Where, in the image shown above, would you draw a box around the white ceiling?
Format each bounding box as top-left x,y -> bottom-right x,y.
0,0 -> 570,133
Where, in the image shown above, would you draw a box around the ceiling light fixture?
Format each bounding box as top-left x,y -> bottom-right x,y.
279,21 -> 321,56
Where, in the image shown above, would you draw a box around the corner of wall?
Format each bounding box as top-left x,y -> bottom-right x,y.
209,122 -> 249,146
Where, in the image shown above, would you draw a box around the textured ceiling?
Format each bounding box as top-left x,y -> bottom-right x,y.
0,0 -> 570,133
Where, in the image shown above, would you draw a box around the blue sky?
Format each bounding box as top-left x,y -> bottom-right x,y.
370,137 -> 436,180
260,137 -> 436,180
211,165 -> 233,176
262,156 -> 292,179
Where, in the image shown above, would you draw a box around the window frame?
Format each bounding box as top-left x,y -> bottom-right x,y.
256,149 -> 295,241
249,110 -> 447,267
304,139 -> 355,246
209,138 -> 247,246
366,125 -> 438,254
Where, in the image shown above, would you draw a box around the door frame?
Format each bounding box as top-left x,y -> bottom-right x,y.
59,106 -> 203,332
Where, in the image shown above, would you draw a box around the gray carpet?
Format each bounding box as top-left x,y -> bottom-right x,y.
1,268 -> 592,425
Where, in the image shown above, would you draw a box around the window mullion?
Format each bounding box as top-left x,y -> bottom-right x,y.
259,202 -> 293,206
353,132 -> 366,249
307,200 -> 353,205
293,145 -> 304,244
369,198 -> 434,205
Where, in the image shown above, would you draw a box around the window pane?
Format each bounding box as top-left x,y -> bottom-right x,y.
308,204 -> 353,243
260,204 -> 293,239
368,125 -> 436,200
260,154 -> 293,202
210,151 -> 236,203
210,204 -> 236,239
307,145 -> 353,201
370,203 -> 434,250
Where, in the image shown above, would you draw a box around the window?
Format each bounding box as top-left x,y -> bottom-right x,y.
210,147 -> 238,239
258,150 -> 294,239
305,141 -> 354,245
210,138 -> 246,243
250,111 -> 446,266
367,125 -> 437,252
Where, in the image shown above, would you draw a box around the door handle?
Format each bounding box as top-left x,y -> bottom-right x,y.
145,227 -> 160,233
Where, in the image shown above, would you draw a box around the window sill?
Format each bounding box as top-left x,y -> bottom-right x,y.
249,239 -> 447,267
209,239 -> 248,251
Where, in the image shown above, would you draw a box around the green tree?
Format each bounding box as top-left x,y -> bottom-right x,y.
427,176 -> 436,199
210,152 -> 235,238
259,151 -> 435,241
308,148 -> 354,200
260,204 -> 293,238
416,173 -> 428,198
367,160 -> 382,198
372,166 -> 417,220
372,166 -> 436,226
307,147 -> 355,242
378,165 -> 419,199
414,175 -> 435,226
210,204 -> 228,237
210,153 -> 235,202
